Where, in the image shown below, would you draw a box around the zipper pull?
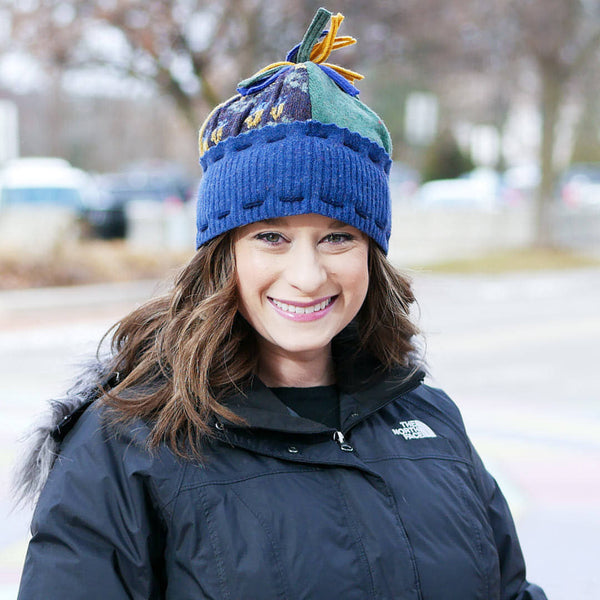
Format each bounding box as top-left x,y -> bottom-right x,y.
333,431 -> 354,452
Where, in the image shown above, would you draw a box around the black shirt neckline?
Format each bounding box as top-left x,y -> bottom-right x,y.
270,385 -> 340,430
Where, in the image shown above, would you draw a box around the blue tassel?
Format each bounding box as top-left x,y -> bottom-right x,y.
318,64 -> 360,97
286,42 -> 301,63
237,66 -> 292,96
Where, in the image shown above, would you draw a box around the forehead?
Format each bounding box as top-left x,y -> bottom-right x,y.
249,214 -> 352,228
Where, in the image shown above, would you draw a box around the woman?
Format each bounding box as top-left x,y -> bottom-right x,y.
16,9 -> 546,600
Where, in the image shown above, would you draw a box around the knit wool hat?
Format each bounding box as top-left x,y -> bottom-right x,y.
196,8 -> 393,252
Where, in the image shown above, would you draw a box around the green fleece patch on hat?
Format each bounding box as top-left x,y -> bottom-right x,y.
306,62 -> 392,154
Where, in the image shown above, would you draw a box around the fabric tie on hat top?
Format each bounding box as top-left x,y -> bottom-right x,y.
236,9 -> 364,98
196,7 -> 393,252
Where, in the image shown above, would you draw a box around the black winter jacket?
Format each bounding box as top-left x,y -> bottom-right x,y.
17,362 -> 546,600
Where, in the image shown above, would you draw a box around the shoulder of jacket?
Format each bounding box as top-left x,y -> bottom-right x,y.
12,358 -> 122,506
401,382 -> 469,441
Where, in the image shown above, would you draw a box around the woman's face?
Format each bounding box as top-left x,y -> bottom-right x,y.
234,213 -> 369,362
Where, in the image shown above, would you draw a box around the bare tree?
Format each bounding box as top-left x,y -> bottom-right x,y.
511,0 -> 600,246
8,0 -> 314,127
366,0 -> 600,247
8,0 -> 497,125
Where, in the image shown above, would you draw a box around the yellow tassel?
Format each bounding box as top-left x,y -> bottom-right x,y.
310,13 -> 345,63
241,12 -> 363,91
254,61 -> 294,76
330,37 -> 357,51
321,63 -> 364,84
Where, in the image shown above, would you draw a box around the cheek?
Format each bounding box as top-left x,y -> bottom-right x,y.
233,245 -> 255,314
233,245 -> 273,311
355,263 -> 370,303
340,250 -> 369,304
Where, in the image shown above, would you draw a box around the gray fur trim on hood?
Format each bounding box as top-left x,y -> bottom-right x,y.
12,358 -> 115,507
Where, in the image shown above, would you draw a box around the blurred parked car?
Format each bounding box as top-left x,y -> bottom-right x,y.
558,163 -> 600,209
414,168 -> 501,210
501,163 -> 540,205
0,157 -> 94,210
82,161 -> 195,239
0,157 -> 97,251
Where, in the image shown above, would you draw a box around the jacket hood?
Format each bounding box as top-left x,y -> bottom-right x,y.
13,359 -> 115,507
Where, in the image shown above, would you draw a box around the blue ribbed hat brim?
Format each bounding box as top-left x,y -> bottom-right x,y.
197,121 -> 391,252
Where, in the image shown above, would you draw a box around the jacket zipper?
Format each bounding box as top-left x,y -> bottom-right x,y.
330,374 -> 425,453
333,430 -> 354,452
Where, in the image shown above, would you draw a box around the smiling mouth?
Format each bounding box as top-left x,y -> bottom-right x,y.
269,296 -> 337,315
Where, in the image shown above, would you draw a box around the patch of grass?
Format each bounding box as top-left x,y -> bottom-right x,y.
425,247 -> 600,274
0,240 -> 194,290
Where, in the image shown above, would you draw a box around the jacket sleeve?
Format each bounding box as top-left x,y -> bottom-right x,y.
17,407 -> 166,600
469,443 -> 547,600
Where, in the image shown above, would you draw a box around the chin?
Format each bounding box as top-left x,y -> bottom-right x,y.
268,335 -> 334,356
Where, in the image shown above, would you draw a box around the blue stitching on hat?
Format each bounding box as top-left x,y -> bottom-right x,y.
265,133 -> 286,143
217,210 -> 230,219
343,139 -> 361,152
306,129 -> 330,139
368,149 -> 382,163
281,196 -> 304,203
233,141 -> 252,152
201,123 -> 390,170
375,218 -> 386,230
242,200 -> 265,209
355,206 -> 368,219
211,150 -> 225,164
199,223 -> 208,232
321,197 -> 343,208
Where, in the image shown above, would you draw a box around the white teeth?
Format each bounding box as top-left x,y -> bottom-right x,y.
272,297 -> 333,314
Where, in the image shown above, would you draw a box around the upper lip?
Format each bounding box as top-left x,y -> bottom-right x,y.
268,295 -> 337,308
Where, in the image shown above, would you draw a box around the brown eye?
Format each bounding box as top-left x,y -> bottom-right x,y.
322,233 -> 353,244
257,232 -> 284,244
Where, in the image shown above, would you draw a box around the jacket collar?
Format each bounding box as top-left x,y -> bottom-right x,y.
221,363 -> 425,435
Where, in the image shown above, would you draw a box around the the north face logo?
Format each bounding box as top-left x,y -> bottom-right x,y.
392,420 -> 437,440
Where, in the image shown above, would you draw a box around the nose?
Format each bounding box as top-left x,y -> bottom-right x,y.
283,242 -> 328,294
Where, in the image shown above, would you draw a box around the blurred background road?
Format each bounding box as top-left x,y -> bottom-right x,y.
1,268 -> 598,599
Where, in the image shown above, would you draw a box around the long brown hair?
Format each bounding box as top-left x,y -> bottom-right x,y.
102,234 -> 419,457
